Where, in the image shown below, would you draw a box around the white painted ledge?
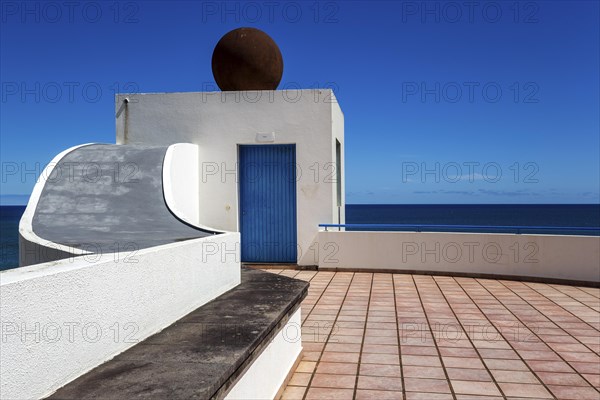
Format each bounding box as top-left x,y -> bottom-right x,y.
224,307 -> 303,400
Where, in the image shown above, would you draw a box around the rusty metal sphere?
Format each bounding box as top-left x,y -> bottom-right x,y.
211,27 -> 283,91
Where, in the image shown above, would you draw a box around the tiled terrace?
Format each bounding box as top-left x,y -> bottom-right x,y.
265,269 -> 600,400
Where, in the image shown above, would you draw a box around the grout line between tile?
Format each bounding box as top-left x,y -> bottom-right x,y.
430,276 -> 507,398
391,275 -> 407,400
352,273 -> 375,399
302,272 -> 356,400
411,275 -> 458,400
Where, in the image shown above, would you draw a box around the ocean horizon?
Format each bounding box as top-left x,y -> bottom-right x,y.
2,203 -> 599,271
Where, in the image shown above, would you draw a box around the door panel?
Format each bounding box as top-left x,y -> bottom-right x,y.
239,145 -> 297,263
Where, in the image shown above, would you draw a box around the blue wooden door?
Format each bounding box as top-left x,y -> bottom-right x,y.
239,145 -> 297,263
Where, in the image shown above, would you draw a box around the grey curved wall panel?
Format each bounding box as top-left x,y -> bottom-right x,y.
31,144 -> 215,257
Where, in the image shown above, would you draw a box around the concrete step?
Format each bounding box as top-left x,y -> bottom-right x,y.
48,268 -> 308,399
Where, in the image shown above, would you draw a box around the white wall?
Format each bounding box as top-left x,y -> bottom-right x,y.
1,233 -> 240,399
224,307 -> 302,400
116,90 -> 344,265
317,231 -> 600,283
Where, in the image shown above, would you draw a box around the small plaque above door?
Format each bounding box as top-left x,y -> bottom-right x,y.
256,132 -> 275,143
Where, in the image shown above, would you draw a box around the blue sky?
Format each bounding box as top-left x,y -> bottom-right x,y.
1,0 -> 598,205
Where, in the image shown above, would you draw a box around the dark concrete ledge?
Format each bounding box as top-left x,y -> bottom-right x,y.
49,268 -> 308,400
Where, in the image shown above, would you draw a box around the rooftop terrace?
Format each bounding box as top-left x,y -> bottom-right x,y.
270,268 -> 600,400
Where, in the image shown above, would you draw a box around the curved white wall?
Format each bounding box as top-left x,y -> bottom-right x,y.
163,143 -> 201,227
19,144 -> 96,266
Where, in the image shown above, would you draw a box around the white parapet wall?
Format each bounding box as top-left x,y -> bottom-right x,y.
316,231 -> 600,283
1,232 -> 240,399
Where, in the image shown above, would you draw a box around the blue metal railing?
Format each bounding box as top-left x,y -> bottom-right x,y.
319,223 -> 600,235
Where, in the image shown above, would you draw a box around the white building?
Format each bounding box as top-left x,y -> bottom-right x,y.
116,89 -> 345,266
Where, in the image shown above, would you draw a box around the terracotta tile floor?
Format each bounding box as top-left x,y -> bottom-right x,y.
265,269 -> 600,400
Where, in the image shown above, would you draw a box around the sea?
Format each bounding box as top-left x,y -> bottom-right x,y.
1,204 -> 599,271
